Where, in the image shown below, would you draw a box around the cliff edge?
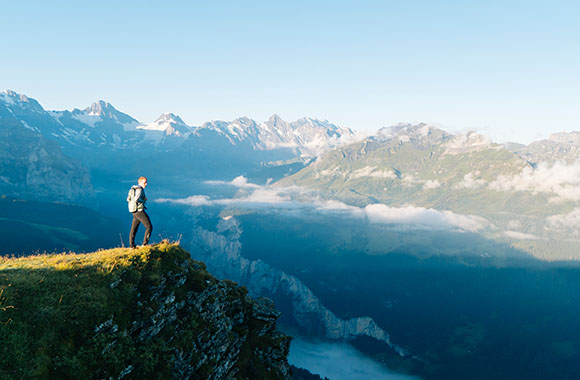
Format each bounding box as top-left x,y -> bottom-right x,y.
0,242 -> 292,380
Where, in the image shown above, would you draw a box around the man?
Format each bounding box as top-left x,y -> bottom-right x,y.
127,176 -> 152,248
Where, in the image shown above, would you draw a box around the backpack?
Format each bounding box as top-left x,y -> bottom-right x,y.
127,186 -> 140,213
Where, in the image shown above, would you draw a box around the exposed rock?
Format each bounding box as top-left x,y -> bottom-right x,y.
0,118 -> 93,203
188,220 -> 409,357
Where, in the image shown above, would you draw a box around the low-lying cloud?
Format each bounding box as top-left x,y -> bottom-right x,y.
504,230 -> 544,240
546,208 -> 580,236
489,161 -> 580,202
289,337 -> 420,380
156,176 -> 490,233
454,172 -> 486,190
351,166 -> 397,179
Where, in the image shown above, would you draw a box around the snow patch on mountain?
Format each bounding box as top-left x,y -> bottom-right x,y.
0,90 -> 16,105
71,112 -> 101,128
0,90 -> 45,113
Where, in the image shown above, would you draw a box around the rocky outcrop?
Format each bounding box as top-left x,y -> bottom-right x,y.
98,246 -> 292,380
187,218 -> 409,357
0,243 -> 292,379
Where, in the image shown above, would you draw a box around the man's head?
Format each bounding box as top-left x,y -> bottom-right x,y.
138,176 -> 148,188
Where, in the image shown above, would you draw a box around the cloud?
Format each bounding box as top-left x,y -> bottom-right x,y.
156,178 -> 490,233
503,231 -> 543,240
289,337 -> 420,380
351,166 -> 397,179
157,195 -> 211,206
454,172 -> 486,189
423,179 -> 441,190
489,161 -> 580,202
365,204 -> 489,232
158,188 -> 292,208
546,208 -> 580,236
204,175 -> 261,189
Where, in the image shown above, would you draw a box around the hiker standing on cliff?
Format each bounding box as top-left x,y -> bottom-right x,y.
127,176 -> 153,248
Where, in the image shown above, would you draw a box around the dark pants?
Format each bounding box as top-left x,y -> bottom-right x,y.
129,210 -> 152,247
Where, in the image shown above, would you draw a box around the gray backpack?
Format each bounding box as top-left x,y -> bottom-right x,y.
127,186 -> 141,213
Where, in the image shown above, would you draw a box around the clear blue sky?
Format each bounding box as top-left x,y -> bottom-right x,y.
3,0 -> 579,143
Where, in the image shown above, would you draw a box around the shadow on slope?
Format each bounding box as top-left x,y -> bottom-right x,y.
0,197 -> 123,256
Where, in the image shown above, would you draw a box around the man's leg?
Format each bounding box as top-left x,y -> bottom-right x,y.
129,213 -> 141,248
134,211 -> 153,246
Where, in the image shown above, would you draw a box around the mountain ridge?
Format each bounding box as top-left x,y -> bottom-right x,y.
0,242 -> 292,379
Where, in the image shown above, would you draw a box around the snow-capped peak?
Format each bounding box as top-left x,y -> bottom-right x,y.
84,100 -> 117,116
0,90 -> 45,113
137,113 -> 192,137
79,100 -> 138,127
154,113 -> 186,125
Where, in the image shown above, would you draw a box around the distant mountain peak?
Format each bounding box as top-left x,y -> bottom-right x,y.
268,114 -> 285,124
375,123 -> 448,143
0,90 -> 45,112
138,113 -> 191,137
80,100 -> 138,125
1,89 -> 22,98
548,131 -> 580,145
155,113 -> 186,125
84,100 -> 117,116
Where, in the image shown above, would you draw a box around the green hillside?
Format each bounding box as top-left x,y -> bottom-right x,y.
0,197 -> 123,256
277,127 -> 580,260
0,242 -> 291,380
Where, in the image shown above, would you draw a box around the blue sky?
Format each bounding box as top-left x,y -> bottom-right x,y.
3,0 -> 579,143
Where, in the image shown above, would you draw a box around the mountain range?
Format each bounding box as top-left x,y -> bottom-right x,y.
278,123 -> 580,259
2,89 -> 580,259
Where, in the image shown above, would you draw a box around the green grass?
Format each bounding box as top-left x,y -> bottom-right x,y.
0,242 -> 290,380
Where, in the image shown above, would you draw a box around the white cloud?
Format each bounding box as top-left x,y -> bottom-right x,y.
289,337 -> 419,380
504,231 -> 543,240
351,166 -> 397,179
454,172 -> 486,189
156,177 -> 490,233
157,195 -> 211,206
489,161 -> 580,202
506,220 -> 522,230
546,208 -> 580,235
423,179 -> 441,190
401,174 -> 419,186
364,204 -> 489,232
204,175 -> 261,189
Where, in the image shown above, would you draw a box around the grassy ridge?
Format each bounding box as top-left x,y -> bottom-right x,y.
0,242 -> 290,380
0,243 -> 192,379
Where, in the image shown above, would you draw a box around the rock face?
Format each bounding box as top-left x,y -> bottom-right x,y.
0,118 -> 93,203
0,243 -> 292,380
187,218 -> 409,357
